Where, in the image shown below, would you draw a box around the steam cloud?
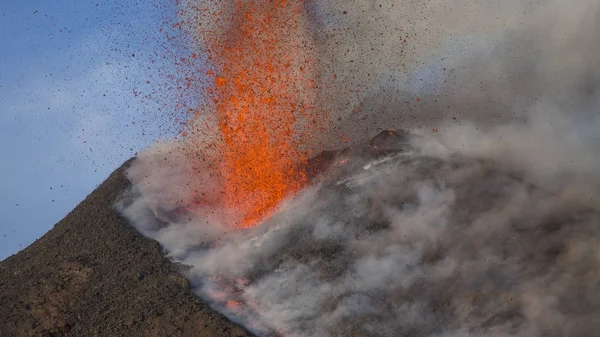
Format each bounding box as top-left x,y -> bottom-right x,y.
117,0 -> 600,336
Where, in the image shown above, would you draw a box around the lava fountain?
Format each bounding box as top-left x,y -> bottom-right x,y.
181,0 -> 322,228
120,0 -> 600,336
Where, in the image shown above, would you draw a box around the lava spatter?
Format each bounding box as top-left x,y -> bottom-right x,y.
182,0 -> 322,228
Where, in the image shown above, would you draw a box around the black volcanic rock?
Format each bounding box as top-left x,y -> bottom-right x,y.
0,159 -> 252,337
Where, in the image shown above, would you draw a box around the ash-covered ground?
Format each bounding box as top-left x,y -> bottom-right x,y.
0,160 -> 253,337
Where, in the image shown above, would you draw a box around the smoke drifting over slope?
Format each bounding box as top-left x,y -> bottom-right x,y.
118,0 -> 600,336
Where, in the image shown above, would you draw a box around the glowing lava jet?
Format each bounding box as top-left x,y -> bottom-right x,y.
183,0 -> 321,228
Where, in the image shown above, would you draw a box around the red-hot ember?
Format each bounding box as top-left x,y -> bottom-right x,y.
183,0 -> 321,228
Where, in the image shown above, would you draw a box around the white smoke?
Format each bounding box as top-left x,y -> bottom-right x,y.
118,125 -> 600,336
117,0 -> 600,336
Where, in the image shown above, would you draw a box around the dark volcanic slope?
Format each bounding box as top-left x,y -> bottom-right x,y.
0,159 -> 252,337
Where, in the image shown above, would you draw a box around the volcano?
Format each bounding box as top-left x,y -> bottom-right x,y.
0,159 -> 252,337
2,129 -> 600,336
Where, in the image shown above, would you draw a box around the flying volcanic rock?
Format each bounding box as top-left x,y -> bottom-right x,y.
0,160 -> 252,337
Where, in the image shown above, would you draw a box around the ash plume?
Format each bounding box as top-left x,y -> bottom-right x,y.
310,0 -> 600,146
117,0 -> 600,336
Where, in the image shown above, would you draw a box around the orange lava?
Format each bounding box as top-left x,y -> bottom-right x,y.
187,0 -> 320,228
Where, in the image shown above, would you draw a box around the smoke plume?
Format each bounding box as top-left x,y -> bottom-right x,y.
117,0 -> 600,336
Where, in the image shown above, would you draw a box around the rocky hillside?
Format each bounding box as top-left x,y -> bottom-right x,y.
0,159 -> 252,337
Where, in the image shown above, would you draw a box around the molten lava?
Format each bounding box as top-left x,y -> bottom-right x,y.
187,0 -> 320,228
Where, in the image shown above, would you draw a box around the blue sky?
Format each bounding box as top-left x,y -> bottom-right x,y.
0,0 -> 189,260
